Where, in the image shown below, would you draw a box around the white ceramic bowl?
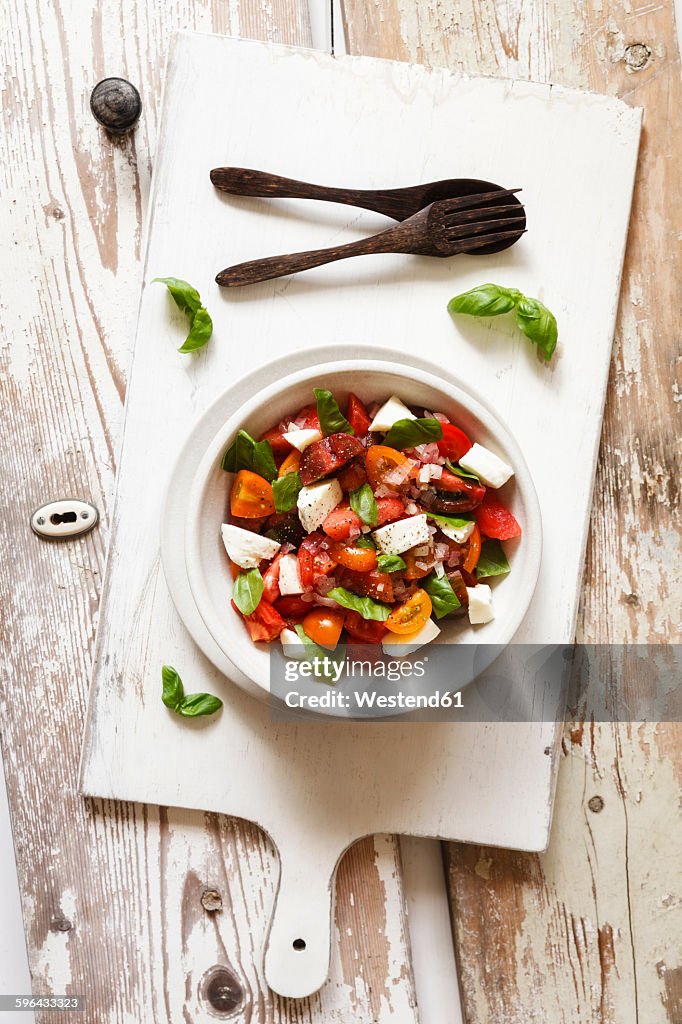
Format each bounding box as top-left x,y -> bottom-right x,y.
184,360 -> 542,698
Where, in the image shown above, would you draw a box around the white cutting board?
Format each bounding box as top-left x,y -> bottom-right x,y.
79,32 -> 641,999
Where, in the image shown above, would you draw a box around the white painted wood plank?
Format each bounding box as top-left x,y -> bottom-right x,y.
80,32 -> 640,998
0,761 -> 35,1024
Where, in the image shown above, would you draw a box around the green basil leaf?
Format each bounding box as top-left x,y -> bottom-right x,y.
515,296 -> 558,361
178,306 -> 213,353
444,458 -> 480,483
162,666 -> 223,717
161,664 -> 184,710
294,624 -> 328,661
350,482 -> 378,527
383,417 -> 443,450
475,538 -> 511,579
377,554 -> 406,573
293,625 -> 339,685
423,573 -> 461,618
314,388 -> 353,436
426,511 -> 474,530
221,430 -> 277,482
447,283 -> 521,317
177,693 -> 223,717
153,277 -> 202,315
272,471 -> 302,513
232,568 -> 264,615
327,586 -> 391,621
355,536 -> 377,549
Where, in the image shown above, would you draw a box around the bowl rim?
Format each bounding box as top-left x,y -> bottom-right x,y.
184,358 -> 543,697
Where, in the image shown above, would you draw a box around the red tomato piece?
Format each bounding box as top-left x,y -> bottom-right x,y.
346,393 -> 371,435
344,611 -> 387,644
376,497 -> 406,525
476,492 -> 522,540
430,471 -> 486,513
260,426 -> 293,455
299,433 -> 365,485
340,568 -> 394,603
232,599 -> 285,642
437,422 -> 472,462
338,461 -> 368,493
322,503 -> 363,541
294,403 -> 321,430
273,595 -> 311,625
344,610 -> 388,644
298,532 -> 337,587
262,552 -> 283,604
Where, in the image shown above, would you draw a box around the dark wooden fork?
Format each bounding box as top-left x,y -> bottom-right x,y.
215,190 -> 525,288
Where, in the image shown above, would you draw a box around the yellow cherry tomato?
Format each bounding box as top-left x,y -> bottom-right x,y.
278,450 -> 301,477
385,589 -> 432,635
230,469 -> 275,518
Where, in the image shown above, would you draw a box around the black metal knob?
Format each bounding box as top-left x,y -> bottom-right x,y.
90,77 -> 141,135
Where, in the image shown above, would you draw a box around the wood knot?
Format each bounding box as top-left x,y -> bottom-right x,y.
588,795 -> 605,813
624,43 -> 652,71
624,592 -> 640,606
201,888 -> 223,913
200,965 -> 244,1017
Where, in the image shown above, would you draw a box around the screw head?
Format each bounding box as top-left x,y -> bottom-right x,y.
90,78 -> 141,134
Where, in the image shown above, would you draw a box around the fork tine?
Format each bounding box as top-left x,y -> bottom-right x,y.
445,214 -> 527,240
444,203 -> 525,224
455,228 -> 527,253
438,188 -> 522,213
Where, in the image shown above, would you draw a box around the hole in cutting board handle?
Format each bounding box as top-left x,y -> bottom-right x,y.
292,938 -> 306,951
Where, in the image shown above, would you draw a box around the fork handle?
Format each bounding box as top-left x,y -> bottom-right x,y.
211,167 -> 404,217
216,230 -> 405,288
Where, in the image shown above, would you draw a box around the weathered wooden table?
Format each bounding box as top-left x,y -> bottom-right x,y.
1,1 -> 680,1021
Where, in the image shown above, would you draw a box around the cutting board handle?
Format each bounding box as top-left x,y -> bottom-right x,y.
263,839 -> 340,998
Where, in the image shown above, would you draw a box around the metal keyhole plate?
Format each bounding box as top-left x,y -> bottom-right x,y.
31,499 -> 99,540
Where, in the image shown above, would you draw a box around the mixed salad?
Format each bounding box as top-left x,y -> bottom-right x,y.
221,389 -> 521,654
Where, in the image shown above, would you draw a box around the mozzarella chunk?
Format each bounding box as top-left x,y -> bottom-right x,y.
282,428 -> 322,452
439,519 -> 475,544
221,523 -> 280,569
297,479 -> 343,533
278,553 -> 304,595
369,395 -> 416,432
459,443 -> 513,489
373,514 -> 430,555
382,617 -> 440,656
466,584 -> 494,624
280,627 -> 307,659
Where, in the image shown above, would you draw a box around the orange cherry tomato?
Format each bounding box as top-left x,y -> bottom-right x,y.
228,559 -> 241,581
230,470 -> 275,518
385,589 -> 433,635
463,523 -> 481,573
278,450 -> 301,477
365,445 -> 414,490
401,543 -> 434,580
302,607 -> 345,649
331,542 -> 378,573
